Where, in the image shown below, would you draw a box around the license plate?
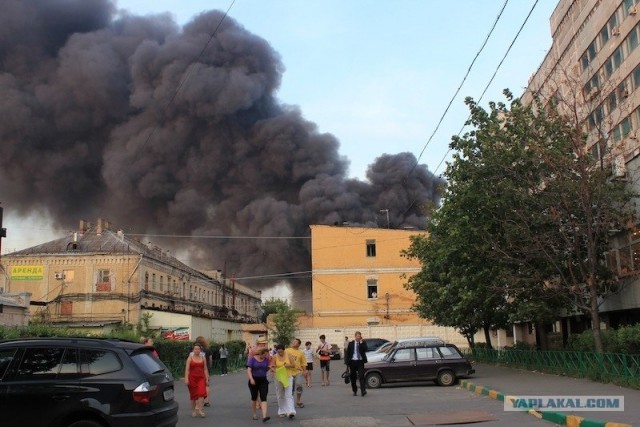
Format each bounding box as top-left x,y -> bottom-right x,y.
163,388 -> 174,401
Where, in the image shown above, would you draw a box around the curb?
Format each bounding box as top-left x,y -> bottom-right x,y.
459,379 -> 633,427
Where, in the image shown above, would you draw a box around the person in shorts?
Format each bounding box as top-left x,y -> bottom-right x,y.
316,334 -> 331,386
302,341 -> 314,387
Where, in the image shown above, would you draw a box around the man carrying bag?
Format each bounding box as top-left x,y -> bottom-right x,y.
345,331 -> 368,396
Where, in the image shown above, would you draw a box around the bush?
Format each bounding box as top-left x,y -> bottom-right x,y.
567,325 -> 640,354
505,341 -> 535,351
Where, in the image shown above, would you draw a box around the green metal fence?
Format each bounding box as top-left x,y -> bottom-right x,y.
462,348 -> 640,388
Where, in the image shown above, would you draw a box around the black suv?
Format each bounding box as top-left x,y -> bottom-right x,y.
363,342 -> 474,388
0,337 -> 178,427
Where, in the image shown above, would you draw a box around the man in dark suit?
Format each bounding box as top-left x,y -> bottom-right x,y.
345,331 -> 368,396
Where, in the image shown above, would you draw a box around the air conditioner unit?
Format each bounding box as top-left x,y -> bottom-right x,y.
612,27 -> 621,36
613,155 -> 627,178
54,272 -> 65,280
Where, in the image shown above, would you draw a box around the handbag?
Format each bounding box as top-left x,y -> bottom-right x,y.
342,367 -> 350,384
275,365 -> 289,388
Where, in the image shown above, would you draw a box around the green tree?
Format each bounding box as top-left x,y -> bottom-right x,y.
263,298 -> 299,345
409,90 -> 635,352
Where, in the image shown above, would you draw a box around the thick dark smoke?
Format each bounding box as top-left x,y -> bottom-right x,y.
0,0 -> 443,309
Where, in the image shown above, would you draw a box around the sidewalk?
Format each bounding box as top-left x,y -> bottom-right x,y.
461,363 -> 640,427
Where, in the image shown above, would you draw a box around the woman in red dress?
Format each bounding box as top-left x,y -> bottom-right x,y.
185,343 -> 209,417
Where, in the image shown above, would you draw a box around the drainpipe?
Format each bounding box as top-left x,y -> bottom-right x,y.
126,254 -> 144,324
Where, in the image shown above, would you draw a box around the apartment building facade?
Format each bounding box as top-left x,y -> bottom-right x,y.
524,0 -> 640,328
0,219 -> 263,341
306,224 -> 477,348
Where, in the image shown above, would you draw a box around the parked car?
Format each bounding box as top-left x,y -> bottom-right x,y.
363,341 -> 474,388
366,336 -> 445,363
0,337 -> 178,427
365,341 -> 395,363
329,344 -> 341,360
361,338 -> 389,353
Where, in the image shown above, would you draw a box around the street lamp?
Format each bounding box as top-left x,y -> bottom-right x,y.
380,209 -> 390,229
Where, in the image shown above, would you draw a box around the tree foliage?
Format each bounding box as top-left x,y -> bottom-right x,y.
406,90 -> 636,352
263,298 -> 300,346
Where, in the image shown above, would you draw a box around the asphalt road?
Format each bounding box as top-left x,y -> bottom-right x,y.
174,365 -> 563,427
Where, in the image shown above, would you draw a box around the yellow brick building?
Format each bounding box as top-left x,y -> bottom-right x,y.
310,224 -> 427,328
0,219 -> 263,341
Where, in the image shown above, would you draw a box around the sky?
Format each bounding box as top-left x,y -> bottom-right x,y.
1,0 -> 557,255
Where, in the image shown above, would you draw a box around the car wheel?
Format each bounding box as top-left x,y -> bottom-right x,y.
436,369 -> 456,386
365,372 -> 382,389
67,420 -> 104,427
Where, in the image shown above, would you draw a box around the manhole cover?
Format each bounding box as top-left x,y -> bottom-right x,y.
407,410 -> 498,425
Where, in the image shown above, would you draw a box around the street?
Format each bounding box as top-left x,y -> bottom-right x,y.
174,366 -> 559,427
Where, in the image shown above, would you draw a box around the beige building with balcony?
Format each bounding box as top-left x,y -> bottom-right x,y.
0,219 -> 264,342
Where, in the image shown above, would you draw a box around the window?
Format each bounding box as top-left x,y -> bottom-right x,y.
61,301 -> 73,315
416,347 -> 440,360
96,269 -> 111,292
367,279 -> 378,299
628,26 -> 639,51
0,348 -> 17,379
633,64 -> 640,89
632,241 -> 640,269
621,116 -> 632,137
366,240 -> 376,257
15,348 -> 65,380
438,346 -> 464,359
600,25 -> 610,47
152,273 -> 156,290
613,45 -> 624,70
392,348 -> 413,362
79,350 -> 121,376
620,246 -> 632,273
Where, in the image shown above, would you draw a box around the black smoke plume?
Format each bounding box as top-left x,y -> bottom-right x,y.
0,0 -> 443,308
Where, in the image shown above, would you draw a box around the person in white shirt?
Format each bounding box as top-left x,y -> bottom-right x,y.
316,334 -> 332,386
345,331 -> 368,396
302,341 -> 315,387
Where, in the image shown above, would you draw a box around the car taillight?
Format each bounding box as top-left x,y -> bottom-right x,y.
133,382 -> 158,404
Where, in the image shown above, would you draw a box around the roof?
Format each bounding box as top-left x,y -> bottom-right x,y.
5,227 -> 212,281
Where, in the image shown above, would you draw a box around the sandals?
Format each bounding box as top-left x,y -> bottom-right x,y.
252,414 -> 258,420
262,416 -> 270,422
297,403 -> 304,408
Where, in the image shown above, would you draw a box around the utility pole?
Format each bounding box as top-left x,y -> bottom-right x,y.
0,204 -> 6,258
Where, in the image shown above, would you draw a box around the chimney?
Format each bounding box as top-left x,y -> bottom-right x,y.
78,220 -> 89,235
96,218 -> 103,235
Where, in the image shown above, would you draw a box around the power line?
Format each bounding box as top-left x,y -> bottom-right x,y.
432,0 -> 541,176
406,0 -> 510,179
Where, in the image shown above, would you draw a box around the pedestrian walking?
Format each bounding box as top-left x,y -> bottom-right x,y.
185,343 -> 210,417
302,341 -> 314,387
316,334 -> 332,386
287,338 -> 307,408
219,344 -> 229,375
193,336 -> 212,407
273,344 -> 296,418
345,331 -> 368,397
247,348 -> 272,422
